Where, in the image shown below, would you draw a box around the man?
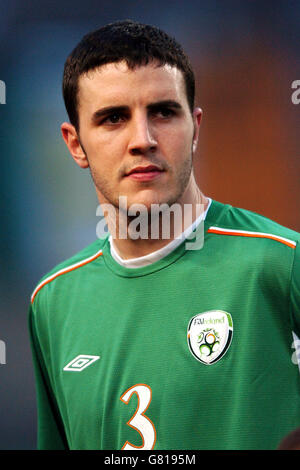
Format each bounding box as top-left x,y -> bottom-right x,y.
29,20 -> 300,450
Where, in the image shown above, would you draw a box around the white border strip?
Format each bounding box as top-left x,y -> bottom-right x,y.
209,226 -> 296,247
31,248 -> 103,303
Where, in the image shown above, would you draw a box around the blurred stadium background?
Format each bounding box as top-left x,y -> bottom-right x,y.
0,0 -> 299,449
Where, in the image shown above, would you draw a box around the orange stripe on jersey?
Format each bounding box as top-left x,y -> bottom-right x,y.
207,226 -> 297,249
31,249 -> 103,304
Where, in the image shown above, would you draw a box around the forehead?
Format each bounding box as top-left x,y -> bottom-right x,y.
77,61 -> 187,110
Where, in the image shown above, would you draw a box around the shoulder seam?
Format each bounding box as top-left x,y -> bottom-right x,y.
31,248 -> 103,304
208,226 -> 297,249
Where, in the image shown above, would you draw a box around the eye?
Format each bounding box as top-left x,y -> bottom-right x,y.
102,112 -> 125,125
153,107 -> 176,119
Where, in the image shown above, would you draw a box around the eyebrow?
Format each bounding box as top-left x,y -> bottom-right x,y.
91,105 -> 128,123
91,100 -> 183,123
147,100 -> 182,111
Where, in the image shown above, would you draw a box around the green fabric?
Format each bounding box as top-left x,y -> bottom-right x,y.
29,199 -> 300,450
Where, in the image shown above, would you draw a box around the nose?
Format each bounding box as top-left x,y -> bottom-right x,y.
128,115 -> 157,156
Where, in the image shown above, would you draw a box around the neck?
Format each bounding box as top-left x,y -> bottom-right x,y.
100,178 -> 209,260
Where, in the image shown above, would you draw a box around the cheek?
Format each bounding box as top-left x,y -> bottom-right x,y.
162,127 -> 193,161
83,131 -> 125,167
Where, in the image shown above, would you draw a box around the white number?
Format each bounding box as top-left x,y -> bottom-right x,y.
120,383 -> 156,450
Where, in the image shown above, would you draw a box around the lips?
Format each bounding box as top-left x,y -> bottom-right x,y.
125,164 -> 164,182
126,165 -> 163,176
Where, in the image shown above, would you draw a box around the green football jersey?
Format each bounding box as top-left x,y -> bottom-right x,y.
28,199 -> 300,450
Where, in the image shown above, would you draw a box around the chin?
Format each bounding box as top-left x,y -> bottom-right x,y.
127,191 -> 176,212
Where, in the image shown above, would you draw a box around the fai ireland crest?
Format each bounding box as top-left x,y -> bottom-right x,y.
187,310 -> 233,365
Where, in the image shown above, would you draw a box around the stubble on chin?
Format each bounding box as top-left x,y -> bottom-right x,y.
89,144 -> 194,215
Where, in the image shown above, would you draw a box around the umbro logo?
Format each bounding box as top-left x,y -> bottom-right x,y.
63,354 -> 100,372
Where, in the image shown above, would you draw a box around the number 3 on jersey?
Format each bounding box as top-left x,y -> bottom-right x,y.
120,384 -> 157,450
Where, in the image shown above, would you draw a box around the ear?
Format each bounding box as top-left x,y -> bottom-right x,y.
192,107 -> 203,153
61,122 -> 89,169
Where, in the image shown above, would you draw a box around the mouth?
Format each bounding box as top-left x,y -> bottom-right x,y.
125,165 -> 165,181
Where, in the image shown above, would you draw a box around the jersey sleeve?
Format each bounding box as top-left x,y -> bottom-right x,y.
28,304 -> 69,450
290,241 -> 300,336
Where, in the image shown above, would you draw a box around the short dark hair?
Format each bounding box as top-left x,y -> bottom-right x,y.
62,20 -> 195,130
